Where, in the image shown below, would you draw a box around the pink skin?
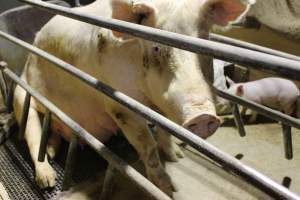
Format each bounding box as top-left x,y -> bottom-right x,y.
226,77 -> 300,116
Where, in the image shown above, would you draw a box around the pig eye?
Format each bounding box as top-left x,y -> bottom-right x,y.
153,46 -> 160,53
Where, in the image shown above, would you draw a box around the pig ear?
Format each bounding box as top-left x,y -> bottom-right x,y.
205,0 -> 255,26
225,76 -> 235,87
111,0 -> 157,39
236,85 -> 244,96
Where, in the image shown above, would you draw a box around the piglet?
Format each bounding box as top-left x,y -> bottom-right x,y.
226,77 -> 300,122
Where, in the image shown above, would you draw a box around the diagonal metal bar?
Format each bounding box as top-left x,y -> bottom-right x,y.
231,103 -> 246,137
0,31 -> 299,199
16,0 -> 300,80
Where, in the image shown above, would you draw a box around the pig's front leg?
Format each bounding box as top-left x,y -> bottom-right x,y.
156,128 -> 184,162
249,111 -> 257,123
106,105 -> 176,197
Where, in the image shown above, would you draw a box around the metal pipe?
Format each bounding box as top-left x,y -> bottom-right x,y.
281,124 -> 293,160
16,0 -> 300,80
99,164 -> 116,200
209,34 -> 300,62
3,67 -> 171,200
231,103 -> 246,137
62,134 -> 78,191
38,110 -> 52,162
0,62 -> 8,104
0,31 -> 299,199
18,92 -> 31,140
5,82 -> 15,113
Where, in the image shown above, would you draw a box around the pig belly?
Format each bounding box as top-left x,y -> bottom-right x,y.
35,93 -> 119,143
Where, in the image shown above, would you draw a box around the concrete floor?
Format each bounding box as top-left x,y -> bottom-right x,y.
57,116 -> 300,200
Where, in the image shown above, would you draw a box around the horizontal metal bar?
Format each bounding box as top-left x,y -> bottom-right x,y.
210,34 -> 300,62
3,67 -> 171,200
18,0 -> 300,80
0,33 -> 298,199
216,89 -> 300,130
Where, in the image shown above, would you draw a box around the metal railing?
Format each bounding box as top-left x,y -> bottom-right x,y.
0,0 -> 299,199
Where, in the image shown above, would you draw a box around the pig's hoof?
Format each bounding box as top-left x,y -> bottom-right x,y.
47,146 -> 57,159
151,170 -> 177,197
161,143 -> 184,162
35,162 -> 57,188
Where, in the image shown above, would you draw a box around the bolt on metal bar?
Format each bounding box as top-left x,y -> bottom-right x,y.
281,124 -> 293,160
231,103 -> 246,137
38,109 -> 52,162
100,164 -> 116,200
209,34 -> 300,62
18,92 -> 31,140
0,32 -> 299,200
62,133 -> 78,191
3,67 -> 171,200
17,0 -> 300,80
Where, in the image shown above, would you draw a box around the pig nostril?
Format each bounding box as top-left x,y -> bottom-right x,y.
208,121 -> 218,134
187,123 -> 197,132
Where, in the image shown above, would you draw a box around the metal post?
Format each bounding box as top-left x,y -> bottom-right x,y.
62,134 -> 78,191
0,62 -> 8,105
18,92 -> 31,140
99,164 -> 117,200
282,124 -> 293,160
232,103 -> 246,137
38,110 -> 52,162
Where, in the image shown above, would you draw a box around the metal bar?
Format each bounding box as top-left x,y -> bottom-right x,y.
99,164 -> 117,200
16,0 -> 300,80
216,89 -> 300,130
2,53 -> 299,200
210,34 -> 300,62
0,62 -> 8,104
38,110 -> 52,162
281,124 -> 293,160
62,134 -> 78,191
3,67 -> 171,200
18,92 -> 31,140
231,103 -> 246,137
5,82 -> 15,113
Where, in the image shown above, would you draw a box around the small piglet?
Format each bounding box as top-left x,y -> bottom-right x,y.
226,77 -> 300,122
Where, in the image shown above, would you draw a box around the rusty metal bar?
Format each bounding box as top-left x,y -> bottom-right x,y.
18,91 -> 31,140
16,0 -> 300,80
3,66 -> 171,200
0,31 -> 299,199
209,34 -> 300,62
231,103 -> 246,137
281,124 -> 293,160
99,164 -> 116,200
62,134 -> 78,191
38,109 -> 52,162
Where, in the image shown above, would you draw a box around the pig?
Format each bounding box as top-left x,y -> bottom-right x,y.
226,77 -> 300,122
13,0 -> 254,196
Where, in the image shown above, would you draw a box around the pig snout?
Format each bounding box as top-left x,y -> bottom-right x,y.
183,114 -> 220,139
